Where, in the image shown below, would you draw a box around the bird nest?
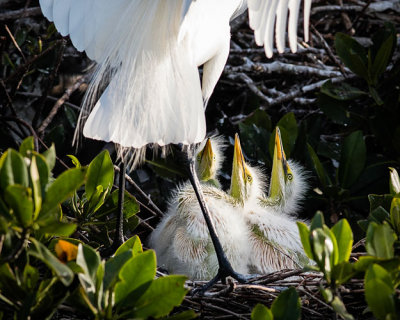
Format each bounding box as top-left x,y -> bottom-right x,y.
173,267 -> 367,319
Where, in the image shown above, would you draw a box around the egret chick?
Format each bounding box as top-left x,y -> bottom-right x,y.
231,131 -> 309,274
149,136 -> 250,280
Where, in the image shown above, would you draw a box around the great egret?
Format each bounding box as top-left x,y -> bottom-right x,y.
150,137 -> 250,280
235,128 -> 309,273
38,0 -> 312,285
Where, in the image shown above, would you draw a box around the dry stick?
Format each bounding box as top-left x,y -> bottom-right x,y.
37,75 -> 88,136
114,164 -> 164,218
0,7 -> 42,22
5,39 -> 64,84
4,24 -> 27,63
33,40 -> 66,128
16,91 -> 81,111
336,0 -> 356,34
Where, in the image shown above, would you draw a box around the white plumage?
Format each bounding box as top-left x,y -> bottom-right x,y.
39,0 -> 312,165
149,137 -> 250,280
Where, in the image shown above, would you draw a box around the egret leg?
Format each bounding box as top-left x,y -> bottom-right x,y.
101,161 -> 126,257
185,146 -> 250,292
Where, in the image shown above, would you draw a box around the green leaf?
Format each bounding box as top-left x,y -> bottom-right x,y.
133,275 -> 187,319
390,197 -> 400,234
368,194 -> 393,213
310,211 -> 324,231
76,244 -> 101,287
40,167 -> 87,219
114,235 -> 143,257
32,152 -> 50,191
251,304 -> 273,320
331,219 -> 353,263
332,262 -> 355,285
86,150 -> 114,200
0,149 -> 29,190
244,109 -> 272,131
369,206 -> 390,224
338,131 -> 366,189
271,287 -> 301,320
389,167 -> 400,195
365,264 -> 396,320
331,296 -> 355,320
307,144 -> 330,188
370,34 -> 394,85
320,80 -> 366,101
311,228 -> 335,281
114,250 -> 156,305
366,222 -> 397,259
335,33 -> 368,81
67,155 -> 81,168
5,185 -> 33,227
297,222 -> 313,260
37,221 -> 77,237
19,137 -> 35,157
28,238 -> 74,286
30,156 -> 42,220
103,251 -> 133,290
42,144 -> 56,172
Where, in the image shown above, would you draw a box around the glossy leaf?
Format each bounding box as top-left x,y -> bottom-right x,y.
28,238 -> 74,286
307,143 -> 330,188
19,137 -> 34,157
30,156 -> 42,219
40,167 -> 87,219
390,197 -> 400,234
114,235 -> 143,257
370,33 -> 394,85
133,275 -> 187,319
366,222 -> 397,259
331,296 -> 355,320
85,150 -> 114,200
103,251 -> 133,290
320,80 -> 365,101
0,149 -> 29,190
335,33 -> 368,80
332,262 -> 355,285
32,152 -> 50,191
5,185 -> 33,227
297,222 -> 313,260
114,250 -> 156,305
389,168 -> 400,195
42,144 -> 56,172
251,304 -> 273,320
331,219 -> 353,263
76,244 -> 101,287
310,228 -> 335,280
310,211 -> 324,231
37,221 -> 77,237
338,131 -> 366,189
271,287 -> 301,320
368,194 -> 393,213
365,264 -> 396,320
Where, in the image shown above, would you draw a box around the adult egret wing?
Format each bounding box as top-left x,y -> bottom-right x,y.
39,0 -> 206,157
247,0 -> 312,58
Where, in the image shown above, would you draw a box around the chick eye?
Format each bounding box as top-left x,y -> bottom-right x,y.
213,156 -> 216,160
197,155 -> 201,161
247,175 -> 252,181
287,173 -> 293,180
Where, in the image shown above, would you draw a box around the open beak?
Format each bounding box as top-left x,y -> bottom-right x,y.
269,127 -> 292,198
230,134 -> 247,200
198,138 -> 214,180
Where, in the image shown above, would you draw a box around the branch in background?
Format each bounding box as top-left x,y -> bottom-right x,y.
0,7 -> 42,22
37,74 -> 88,137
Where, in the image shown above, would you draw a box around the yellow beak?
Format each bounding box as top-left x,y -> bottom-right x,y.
197,138 -> 214,181
269,127 -> 292,198
230,134 -> 248,201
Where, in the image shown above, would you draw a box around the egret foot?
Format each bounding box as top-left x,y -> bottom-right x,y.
185,145 -> 249,292
100,161 -> 126,258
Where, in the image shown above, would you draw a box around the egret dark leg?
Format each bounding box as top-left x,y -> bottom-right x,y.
114,161 -> 126,247
185,146 -> 249,292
